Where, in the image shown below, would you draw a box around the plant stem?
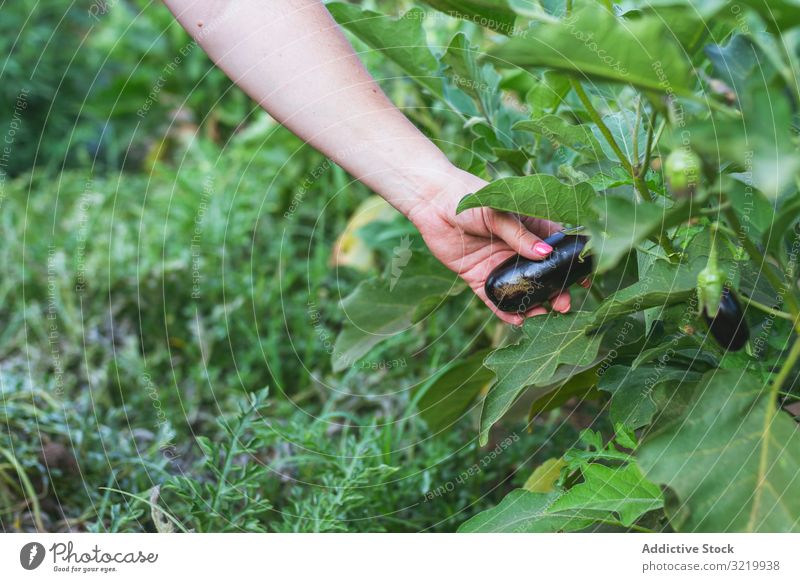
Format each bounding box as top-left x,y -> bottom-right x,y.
740,294 -> 795,321
749,334 -> 800,529
589,283 -> 605,303
771,337 -> 800,398
570,79 -> 679,259
640,112 -> 659,179
571,79 -> 632,175
212,412 -> 250,514
722,205 -> 800,322
0,446 -> 44,530
100,487 -> 188,533
778,390 -> 800,400
632,97 -> 642,166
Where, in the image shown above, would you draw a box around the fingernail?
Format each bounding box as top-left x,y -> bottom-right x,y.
533,242 -> 553,255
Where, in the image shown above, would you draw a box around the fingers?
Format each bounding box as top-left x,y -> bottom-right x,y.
550,291 -> 571,314
472,281 -> 566,326
488,213 -> 553,261
524,305 -> 549,318
474,285 -> 525,326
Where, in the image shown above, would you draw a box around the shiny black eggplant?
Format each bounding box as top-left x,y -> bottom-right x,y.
485,232 -> 592,313
703,287 -> 749,352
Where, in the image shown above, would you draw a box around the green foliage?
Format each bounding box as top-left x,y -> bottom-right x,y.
423,0 -> 518,34
333,250 -> 465,372
334,0 -> 800,533
460,431 -> 663,532
479,313 -> 606,445
415,349 -> 494,433
328,4 -> 443,96
515,115 -> 605,159
489,2 -> 694,95
0,1 -> 97,174
160,390 -> 275,532
638,369 -> 800,532
5,0 -> 800,534
456,175 -> 596,224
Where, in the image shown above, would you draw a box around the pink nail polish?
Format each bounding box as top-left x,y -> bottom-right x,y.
534,242 -> 553,255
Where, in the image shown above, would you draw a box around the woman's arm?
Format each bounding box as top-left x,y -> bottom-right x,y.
162,0 -> 571,324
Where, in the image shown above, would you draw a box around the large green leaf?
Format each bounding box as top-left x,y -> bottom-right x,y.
618,1 -> 735,58
515,115 -> 604,159
631,335 -> 706,370
458,490 -> 599,532
550,463 -> 664,526
421,0 -> 518,34
442,33 -> 501,116
705,34 -> 765,102
479,312 -> 603,445
328,4 -> 443,96
587,167 -> 634,191
416,349 -> 494,432
617,0 -> 728,19
587,197 -> 668,273
591,256 -> 704,325
527,366 -> 604,419
726,179 -> 776,237
457,175 -> 596,224
638,369 -> 800,532
598,365 -> 703,429
489,3 -> 694,95
333,254 -> 462,372
592,111 -> 648,164
524,71 -> 571,117
765,192 -> 800,260
738,0 -> 800,31
587,194 -> 701,273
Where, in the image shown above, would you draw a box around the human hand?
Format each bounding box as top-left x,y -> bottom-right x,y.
407,167 -> 573,325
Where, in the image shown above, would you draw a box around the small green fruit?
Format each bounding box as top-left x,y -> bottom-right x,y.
664,148 -> 702,197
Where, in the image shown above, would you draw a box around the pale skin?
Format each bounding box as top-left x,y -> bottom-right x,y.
163,0 -> 574,325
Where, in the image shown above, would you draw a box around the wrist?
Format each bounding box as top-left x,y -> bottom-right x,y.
401,165 -> 489,228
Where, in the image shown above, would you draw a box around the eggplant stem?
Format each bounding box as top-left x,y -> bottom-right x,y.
740,294 -> 795,322
589,285 -> 605,303
771,338 -> 800,398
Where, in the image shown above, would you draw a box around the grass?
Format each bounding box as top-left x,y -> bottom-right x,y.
0,120 -> 581,532
0,0 -> 590,532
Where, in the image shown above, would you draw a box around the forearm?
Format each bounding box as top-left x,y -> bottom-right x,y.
162,0 -> 464,215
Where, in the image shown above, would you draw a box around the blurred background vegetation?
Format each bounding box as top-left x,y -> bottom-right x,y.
0,0 -> 592,532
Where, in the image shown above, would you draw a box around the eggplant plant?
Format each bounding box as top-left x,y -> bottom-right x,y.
331,0 -> 800,532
